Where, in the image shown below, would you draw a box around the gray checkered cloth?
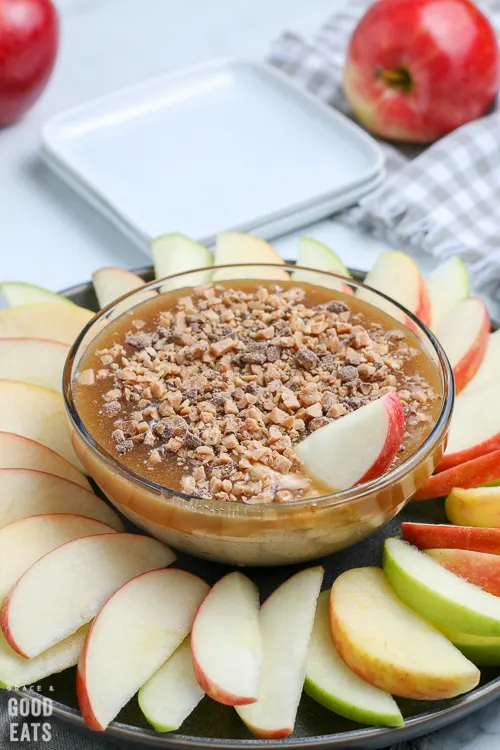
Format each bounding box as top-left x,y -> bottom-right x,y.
269,0 -> 500,297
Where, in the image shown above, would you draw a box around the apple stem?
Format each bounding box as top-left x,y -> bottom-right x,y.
374,66 -> 413,93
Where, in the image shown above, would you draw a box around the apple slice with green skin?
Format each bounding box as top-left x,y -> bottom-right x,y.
330,566 -> 479,700
438,627 -> 500,667
446,486 -> 500,528
0,468 -> 123,530
0,303 -> 93,346
293,237 -> 352,294
1,533 -> 176,659
0,338 -> 69,393
384,537 -> 500,637
438,381 -> 500,471
0,432 -> 90,489
77,569 -> 209,732
402,522 -> 500,554
92,267 -> 156,314
212,232 -> 289,282
0,626 -> 90,689
152,234 -> 212,291
139,638 -> 205,733
304,591 -> 403,727
294,392 -> 404,491
357,251 -> 431,326
414,449 -> 500,501
0,514 -> 117,605
425,549 -> 500,597
0,282 -> 74,307
462,329 -> 500,396
0,380 -> 83,471
427,257 -> 470,331
435,298 -> 490,394
191,572 -> 261,705
236,567 -> 323,739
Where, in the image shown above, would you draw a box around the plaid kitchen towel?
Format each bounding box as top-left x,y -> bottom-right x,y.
269,0 -> 500,297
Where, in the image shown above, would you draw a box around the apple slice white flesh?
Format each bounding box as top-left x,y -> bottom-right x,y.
212,232 -> 289,282
0,468 -> 123,530
1,533 -> 176,658
0,281 -> 74,307
152,234 -> 213,291
0,380 -> 83,471
0,432 -> 90,489
191,571 -> 261,705
439,380 -> 500,471
294,392 -> 404,491
236,566 -> 323,739
426,257 -> 470,330
0,626 -> 90,689
357,251 -> 431,326
0,303 -> 93,345
77,568 -> 209,731
435,298 -> 490,394
384,537 -> 500,637
462,329 -> 500,396
331,567 -> 479,700
92,267 -> 156,315
305,591 -> 403,727
0,514 -> 117,606
0,338 -> 69,393
139,638 -> 204,733
293,236 -> 352,293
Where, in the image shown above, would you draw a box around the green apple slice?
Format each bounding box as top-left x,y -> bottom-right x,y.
0,282 -> 73,307
152,234 -> 212,291
305,591 -> 403,727
384,537 -> 500,637
213,232 -> 289,282
427,257 -> 470,330
293,237 -> 352,292
138,638 -> 204,732
438,626 -> 500,666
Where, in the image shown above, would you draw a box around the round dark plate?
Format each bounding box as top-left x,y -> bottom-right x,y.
9,267 -> 500,749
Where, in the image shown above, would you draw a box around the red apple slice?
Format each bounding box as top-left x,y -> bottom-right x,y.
426,549 -> 500,597
0,468 -> 123,530
357,251 -> 431,326
462,328 -> 500,396
414,450 -> 500,501
0,379 -> 83,471
435,298 -> 490,394
401,522 -> 500,554
0,514 -> 117,605
236,567 -> 323,739
0,432 -> 90,489
0,303 -> 93,345
212,232 -> 289,282
191,572 -> 261,705
427,257 -> 470,331
438,381 -> 500,470
1,533 -> 176,658
445,486 -> 500,528
77,569 -> 209,731
294,392 -> 404,491
0,338 -> 69,393
92,267 -> 156,315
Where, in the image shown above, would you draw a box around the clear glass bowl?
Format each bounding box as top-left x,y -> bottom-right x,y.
64,263 -> 453,566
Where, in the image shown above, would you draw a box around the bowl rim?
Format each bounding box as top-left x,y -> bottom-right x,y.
63,262 -> 454,514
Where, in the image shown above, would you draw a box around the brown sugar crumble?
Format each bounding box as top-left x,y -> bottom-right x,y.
75,282 -> 442,504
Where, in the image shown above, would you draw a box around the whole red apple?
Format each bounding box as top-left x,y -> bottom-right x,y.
343,0 -> 500,143
0,0 -> 58,126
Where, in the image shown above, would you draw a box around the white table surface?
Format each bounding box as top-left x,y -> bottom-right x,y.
0,2 -> 497,749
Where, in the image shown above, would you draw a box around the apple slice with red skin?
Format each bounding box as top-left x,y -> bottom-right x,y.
426,549 -> 500,597
401,522 -> 500,555
92,267 -> 156,315
0,303 -> 93,345
1,533 -> 176,658
462,329 -> 500,396
0,432 -> 90,489
445,486 -> 500,528
191,571 -> 261,705
236,567 -> 323,739
0,468 -> 123,530
357,251 -> 430,326
0,338 -> 69,393
435,298 -> 490,394
77,569 -> 209,732
294,392 -> 404,491
414,449 -> 500,501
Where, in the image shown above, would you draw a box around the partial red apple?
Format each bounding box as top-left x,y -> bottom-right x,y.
0,0 -> 58,126
426,549 -> 500,597
414,449 -> 500,501
401,522 -> 500,555
344,0 -> 500,144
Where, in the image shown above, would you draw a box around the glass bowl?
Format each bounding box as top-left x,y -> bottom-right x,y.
63,263 -> 453,566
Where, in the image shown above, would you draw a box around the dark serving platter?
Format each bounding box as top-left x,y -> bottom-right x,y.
7,266 -> 500,749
